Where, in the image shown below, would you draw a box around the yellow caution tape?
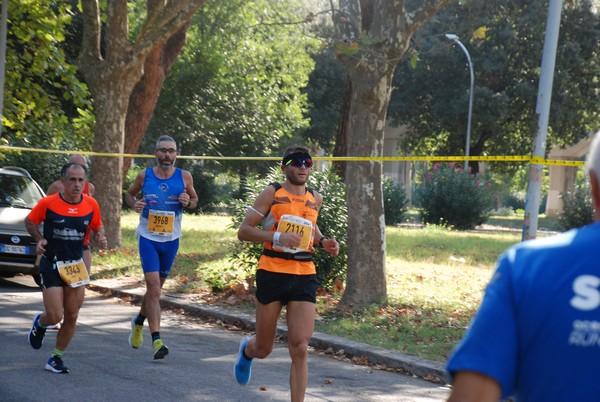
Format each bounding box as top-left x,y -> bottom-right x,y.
0,145 -> 586,167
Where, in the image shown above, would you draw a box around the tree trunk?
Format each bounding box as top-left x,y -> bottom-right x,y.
332,75 -> 352,179
122,25 -> 190,181
331,0 -> 452,306
78,0 -> 206,248
340,69 -> 394,305
90,76 -> 140,249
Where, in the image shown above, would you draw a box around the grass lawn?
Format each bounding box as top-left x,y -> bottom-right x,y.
93,210 -> 557,363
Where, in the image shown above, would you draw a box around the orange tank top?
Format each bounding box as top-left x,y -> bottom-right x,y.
258,183 -> 318,275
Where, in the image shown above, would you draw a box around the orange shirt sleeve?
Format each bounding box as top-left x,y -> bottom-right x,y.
86,196 -> 103,231
27,196 -> 51,225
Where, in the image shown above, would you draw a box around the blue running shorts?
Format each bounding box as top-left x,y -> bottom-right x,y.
138,236 -> 180,278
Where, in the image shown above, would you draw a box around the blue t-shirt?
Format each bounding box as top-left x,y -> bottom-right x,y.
136,167 -> 184,242
447,222 -> 600,401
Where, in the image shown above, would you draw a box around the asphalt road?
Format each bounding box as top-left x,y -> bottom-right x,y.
0,276 -> 451,401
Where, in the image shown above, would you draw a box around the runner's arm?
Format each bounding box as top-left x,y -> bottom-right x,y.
313,191 -> 339,256
238,186 -> 275,244
91,225 -> 108,251
124,171 -> 146,213
181,170 -> 199,209
447,371 -> 501,402
25,217 -> 47,255
237,186 -> 303,248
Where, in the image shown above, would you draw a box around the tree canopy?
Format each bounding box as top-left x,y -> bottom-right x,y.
300,45 -> 347,154
146,0 -> 318,179
1,0 -> 93,151
388,0 -> 600,171
0,0 -> 93,188
77,0 -> 205,248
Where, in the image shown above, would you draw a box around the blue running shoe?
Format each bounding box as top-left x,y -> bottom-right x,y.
45,356 -> 69,374
28,313 -> 46,349
234,336 -> 253,385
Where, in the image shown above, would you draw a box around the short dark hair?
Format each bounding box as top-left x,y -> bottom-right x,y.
282,146 -> 310,161
155,135 -> 177,149
61,162 -> 87,179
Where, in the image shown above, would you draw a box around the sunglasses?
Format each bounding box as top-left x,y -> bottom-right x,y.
286,157 -> 313,168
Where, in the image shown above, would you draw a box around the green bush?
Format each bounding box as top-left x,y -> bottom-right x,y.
558,184 -> 593,231
1,151 -> 64,191
490,206 -> 516,216
186,162 -> 219,213
414,162 -> 492,230
503,192 -> 526,211
383,176 -> 408,225
229,166 -> 348,289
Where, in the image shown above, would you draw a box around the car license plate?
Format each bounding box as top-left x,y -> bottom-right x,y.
1,244 -> 28,254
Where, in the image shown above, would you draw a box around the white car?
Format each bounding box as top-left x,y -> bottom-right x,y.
0,167 -> 45,283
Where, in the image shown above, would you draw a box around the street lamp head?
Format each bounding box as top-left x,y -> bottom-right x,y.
444,32 -> 473,172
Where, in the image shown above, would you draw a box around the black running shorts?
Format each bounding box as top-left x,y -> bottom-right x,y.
38,255 -> 67,289
255,269 -> 317,305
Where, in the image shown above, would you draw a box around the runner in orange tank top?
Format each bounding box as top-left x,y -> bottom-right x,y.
234,146 -> 339,401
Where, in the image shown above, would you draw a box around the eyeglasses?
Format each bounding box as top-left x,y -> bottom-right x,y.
156,148 -> 177,154
286,157 -> 313,168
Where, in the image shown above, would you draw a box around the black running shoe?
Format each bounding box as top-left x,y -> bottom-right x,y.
45,356 -> 69,374
28,313 -> 46,349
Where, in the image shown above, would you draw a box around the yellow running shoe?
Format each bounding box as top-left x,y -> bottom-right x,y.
128,316 -> 143,349
153,338 -> 169,360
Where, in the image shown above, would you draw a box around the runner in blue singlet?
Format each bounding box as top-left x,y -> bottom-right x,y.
124,135 -> 198,360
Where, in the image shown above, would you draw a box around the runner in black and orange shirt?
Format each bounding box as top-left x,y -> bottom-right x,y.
24,162 -> 107,374
46,154 -> 96,272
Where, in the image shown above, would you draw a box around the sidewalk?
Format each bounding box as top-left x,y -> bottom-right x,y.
89,278 -> 450,385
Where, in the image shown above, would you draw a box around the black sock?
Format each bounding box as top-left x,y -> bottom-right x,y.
152,332 -> 160,342
135,314 -> 146,326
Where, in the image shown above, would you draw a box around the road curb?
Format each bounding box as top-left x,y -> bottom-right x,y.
88,282 -> 450,384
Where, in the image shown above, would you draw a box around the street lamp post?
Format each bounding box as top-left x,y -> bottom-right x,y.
0,0 -> 8,137
445,33 -> 474,172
